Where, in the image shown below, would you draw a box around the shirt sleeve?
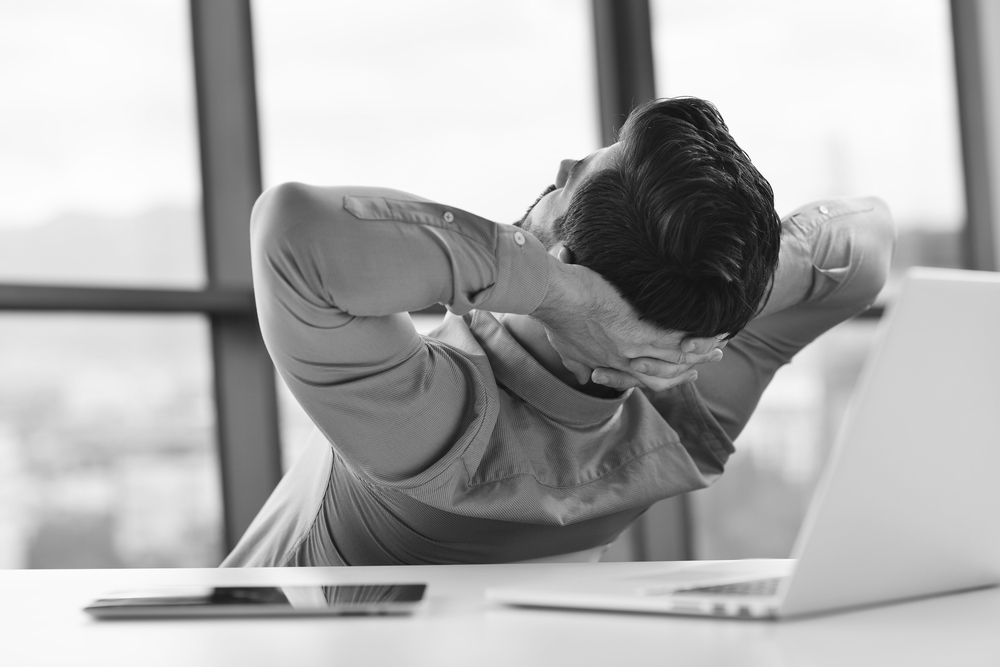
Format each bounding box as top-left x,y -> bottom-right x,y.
250,183 -> 551,480
650,196 -> 897,443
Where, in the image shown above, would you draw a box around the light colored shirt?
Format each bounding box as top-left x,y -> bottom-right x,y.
223,186 -> 894,567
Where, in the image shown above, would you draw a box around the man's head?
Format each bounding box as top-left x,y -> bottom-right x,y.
517,97 -> 781,339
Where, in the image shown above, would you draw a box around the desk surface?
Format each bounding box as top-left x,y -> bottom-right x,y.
4,560 -> 999,667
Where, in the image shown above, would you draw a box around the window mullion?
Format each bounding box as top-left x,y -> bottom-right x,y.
190,0 -> 282,552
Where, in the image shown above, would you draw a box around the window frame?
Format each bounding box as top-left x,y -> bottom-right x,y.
0,0 -> 281,553
0,0 -> 989,559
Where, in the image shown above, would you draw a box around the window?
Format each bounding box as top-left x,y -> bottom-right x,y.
0,1 -> 222,567
0,315 -> 220,568
1,0 -> 987,568
253,0 -> 598,462
0,0 -> 204,287
650,0 -> 966,558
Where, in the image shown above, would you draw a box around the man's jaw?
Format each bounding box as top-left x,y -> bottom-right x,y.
515,184 -> 557,228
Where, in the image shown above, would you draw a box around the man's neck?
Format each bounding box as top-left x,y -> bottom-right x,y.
498,313 -> 620,399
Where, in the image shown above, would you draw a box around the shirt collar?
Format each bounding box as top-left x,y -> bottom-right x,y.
468,310 -> 632,425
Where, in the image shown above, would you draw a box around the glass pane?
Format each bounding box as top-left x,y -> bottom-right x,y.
253,0 -> 597,226
255,0 -> 595,459
0,1 -> 204,287
649,1 -> 964,558
276,379 -> 314,473
651,0 -> 965,295
690,320 -> 878,558
0,315 -> 221,568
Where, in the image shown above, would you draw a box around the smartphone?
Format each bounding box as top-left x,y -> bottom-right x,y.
84,584 -> 427,619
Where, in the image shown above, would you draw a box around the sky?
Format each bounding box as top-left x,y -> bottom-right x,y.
0,0 -> 200,227
650,0 -> 964,225
0,0 -> 964,232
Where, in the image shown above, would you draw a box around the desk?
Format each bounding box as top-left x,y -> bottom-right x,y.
4,561 -> 998,667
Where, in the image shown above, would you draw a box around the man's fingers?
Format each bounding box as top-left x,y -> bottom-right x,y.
686,348 -> 724,365
564,359 -> 594,386
628,359 -> 692,379
591,368 -> 640,391
630,340 -> 724,366
630,368 -> 699,392
592,366 -> 700,393
681,335 -> 728,354
629,349 -> 722,375
681,337 -> 713,354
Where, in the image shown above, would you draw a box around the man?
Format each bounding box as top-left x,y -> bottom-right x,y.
223,97 -> 895,567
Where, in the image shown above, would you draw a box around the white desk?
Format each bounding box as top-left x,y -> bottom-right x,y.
4,561 -> 998,667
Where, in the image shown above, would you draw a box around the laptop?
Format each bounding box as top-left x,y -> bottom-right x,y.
488,267 -> 1000,619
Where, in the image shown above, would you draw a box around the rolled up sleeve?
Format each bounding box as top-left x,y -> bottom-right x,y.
684,196 -> 897,441
250,183 -> 551,480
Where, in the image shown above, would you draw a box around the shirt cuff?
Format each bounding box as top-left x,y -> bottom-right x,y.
472,226 -> 550,316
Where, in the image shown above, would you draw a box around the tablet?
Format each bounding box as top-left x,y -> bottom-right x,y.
84,584 -> 427,619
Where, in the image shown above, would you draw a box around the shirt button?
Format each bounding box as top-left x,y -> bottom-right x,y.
818,205 -> 830,215
443,211 -> 455,223
513,231 -> 526,246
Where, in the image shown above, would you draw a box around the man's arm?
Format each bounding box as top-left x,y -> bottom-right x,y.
753,197 -> 894,320
251,182 -> 718,480
251,183 -> 552,481
609,197 -> 895,440
677,196 -> 896,440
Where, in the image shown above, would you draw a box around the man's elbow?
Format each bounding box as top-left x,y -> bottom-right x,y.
250,181 -> 313,255
852,196 -> 897,307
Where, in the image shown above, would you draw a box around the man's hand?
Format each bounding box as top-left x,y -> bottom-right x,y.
590,335 -> 726,392
532,256 -> 725,392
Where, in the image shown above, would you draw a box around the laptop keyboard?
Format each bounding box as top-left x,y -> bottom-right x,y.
673,577 -> 783,597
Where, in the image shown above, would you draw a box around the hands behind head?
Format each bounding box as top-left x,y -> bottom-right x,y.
533,258 -> 726,393
591,336 -> 725,392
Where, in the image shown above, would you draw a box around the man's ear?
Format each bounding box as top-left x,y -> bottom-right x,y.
550,242 -> 575,264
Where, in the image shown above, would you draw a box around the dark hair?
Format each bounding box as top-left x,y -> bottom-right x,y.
557,97 -> 781,338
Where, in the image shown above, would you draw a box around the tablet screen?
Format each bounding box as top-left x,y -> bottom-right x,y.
85,584 -> 427,618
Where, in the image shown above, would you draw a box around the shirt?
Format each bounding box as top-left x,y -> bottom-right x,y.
222,186 -> 895,567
